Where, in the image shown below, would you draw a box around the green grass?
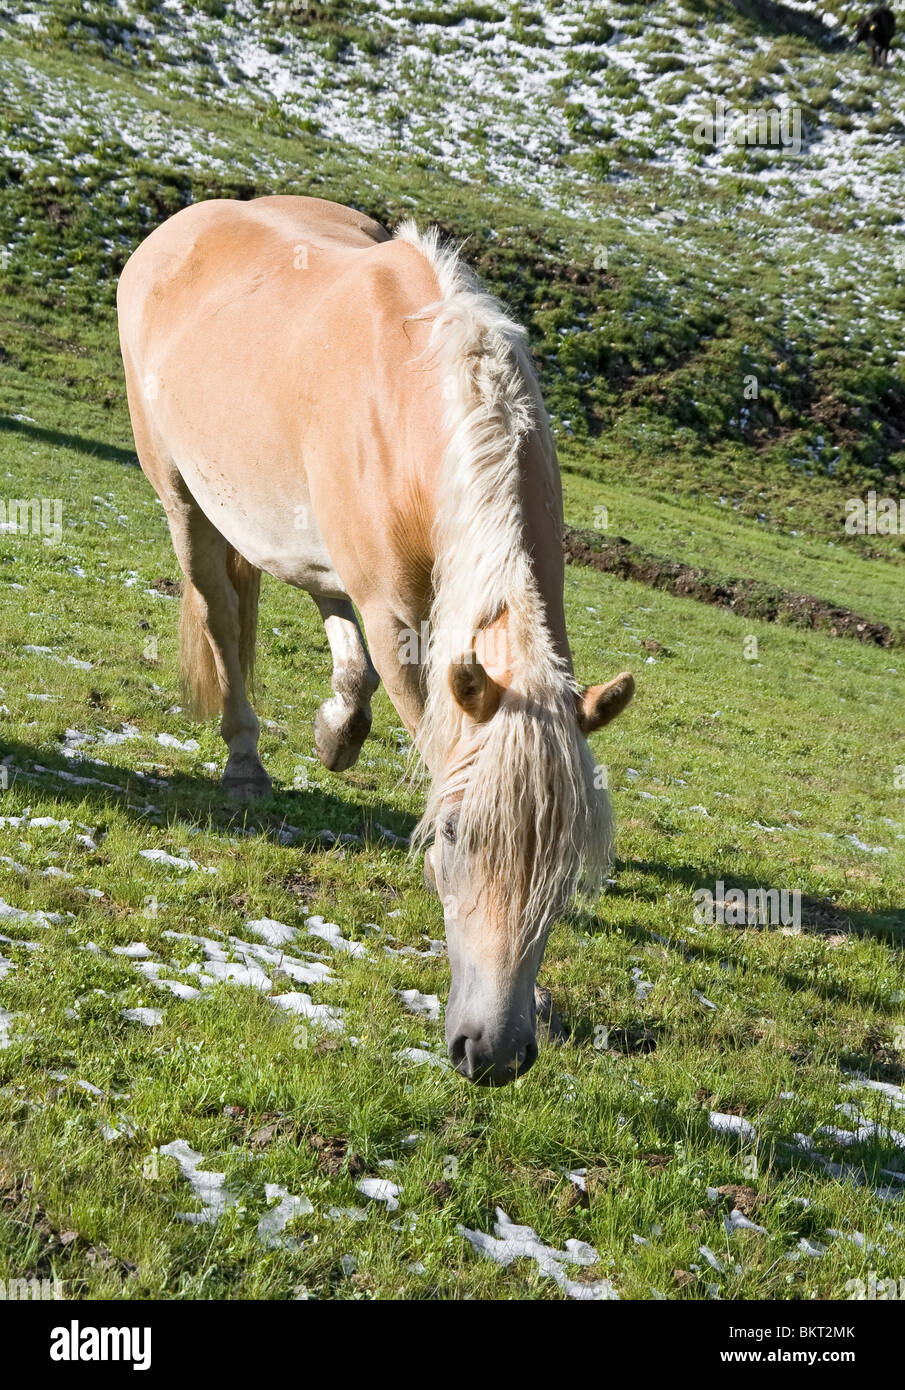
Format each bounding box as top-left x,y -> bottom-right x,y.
558,469 -> 905,632
1,0 -> 904,1301
1,407 -> 903,1300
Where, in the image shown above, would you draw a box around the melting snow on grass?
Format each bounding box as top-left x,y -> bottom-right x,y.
458,1208 -> 618,1301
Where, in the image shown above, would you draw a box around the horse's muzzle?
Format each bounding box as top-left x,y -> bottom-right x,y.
447,1029 -> 538,1086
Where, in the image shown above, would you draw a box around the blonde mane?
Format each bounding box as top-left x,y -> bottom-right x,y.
396,221 -> 613,951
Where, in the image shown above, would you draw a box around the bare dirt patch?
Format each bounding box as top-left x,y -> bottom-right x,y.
563,526 -> 898,647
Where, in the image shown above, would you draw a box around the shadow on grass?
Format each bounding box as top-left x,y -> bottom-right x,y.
727,0 -> 849,48
0,734 -> 417,853
611,856 -> 905,947
0,414 -> 138,468
564,858 -> 904,1023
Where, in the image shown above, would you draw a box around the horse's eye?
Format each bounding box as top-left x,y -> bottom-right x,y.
441,817 -> 457,844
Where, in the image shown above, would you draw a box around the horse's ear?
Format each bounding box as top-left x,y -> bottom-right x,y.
576,671 -> 634,735
448,656 -> 503,723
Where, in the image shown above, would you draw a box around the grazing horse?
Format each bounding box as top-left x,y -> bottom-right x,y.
117,196 -> 634,1085
855,5 -> 895,65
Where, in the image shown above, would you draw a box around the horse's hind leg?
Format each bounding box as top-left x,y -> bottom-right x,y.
311,597 -> 379,773
121,352 -> 269,803
166,489 -> 271,803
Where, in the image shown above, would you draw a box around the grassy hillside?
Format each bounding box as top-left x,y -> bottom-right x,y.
3,0 -> 905,538
0,0 -> 903,1301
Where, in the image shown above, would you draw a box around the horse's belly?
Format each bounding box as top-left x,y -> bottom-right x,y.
173,449 -> 350,600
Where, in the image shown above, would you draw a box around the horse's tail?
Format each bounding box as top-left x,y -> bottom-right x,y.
179,546 -> 261,719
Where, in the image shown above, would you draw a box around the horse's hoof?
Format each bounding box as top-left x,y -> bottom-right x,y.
535,987 -> 569,1046
222,763 -> 272,804
314,698 -> 371,773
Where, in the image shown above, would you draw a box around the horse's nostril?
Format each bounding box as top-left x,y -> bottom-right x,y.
463,1036 -> 485,1079
450,1034 -> 538,1085
449,1033 -> 471,1071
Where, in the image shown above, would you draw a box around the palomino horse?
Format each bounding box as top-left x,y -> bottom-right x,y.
118,196 -> 634,1085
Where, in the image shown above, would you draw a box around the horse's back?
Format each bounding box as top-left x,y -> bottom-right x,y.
118,196 -> 392,344
117,196 -> 443,605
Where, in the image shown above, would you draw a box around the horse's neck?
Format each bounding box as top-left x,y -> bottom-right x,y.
435,426 -> 570,698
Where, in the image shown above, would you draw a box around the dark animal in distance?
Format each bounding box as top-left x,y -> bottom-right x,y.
855,5 -> 895,66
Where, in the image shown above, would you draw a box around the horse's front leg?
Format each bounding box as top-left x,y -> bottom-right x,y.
357,605 -> 427,742
311,597 -> 380,772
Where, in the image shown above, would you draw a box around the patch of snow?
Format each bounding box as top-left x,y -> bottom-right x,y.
139,848 -> 216,873
306,915 -> 368,958
271,991 -> 344,1031
121,1007 -> 164,1027
395,988 -> 441,1022
459,1207 -> 618,1301
160,1139 -> 236,1225
257,1183 -> 314,1248
356,1177 -> 401,1212
394,1047 -> 447,1068
245,916 -> 297,947
709,1112 -> 758,1143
